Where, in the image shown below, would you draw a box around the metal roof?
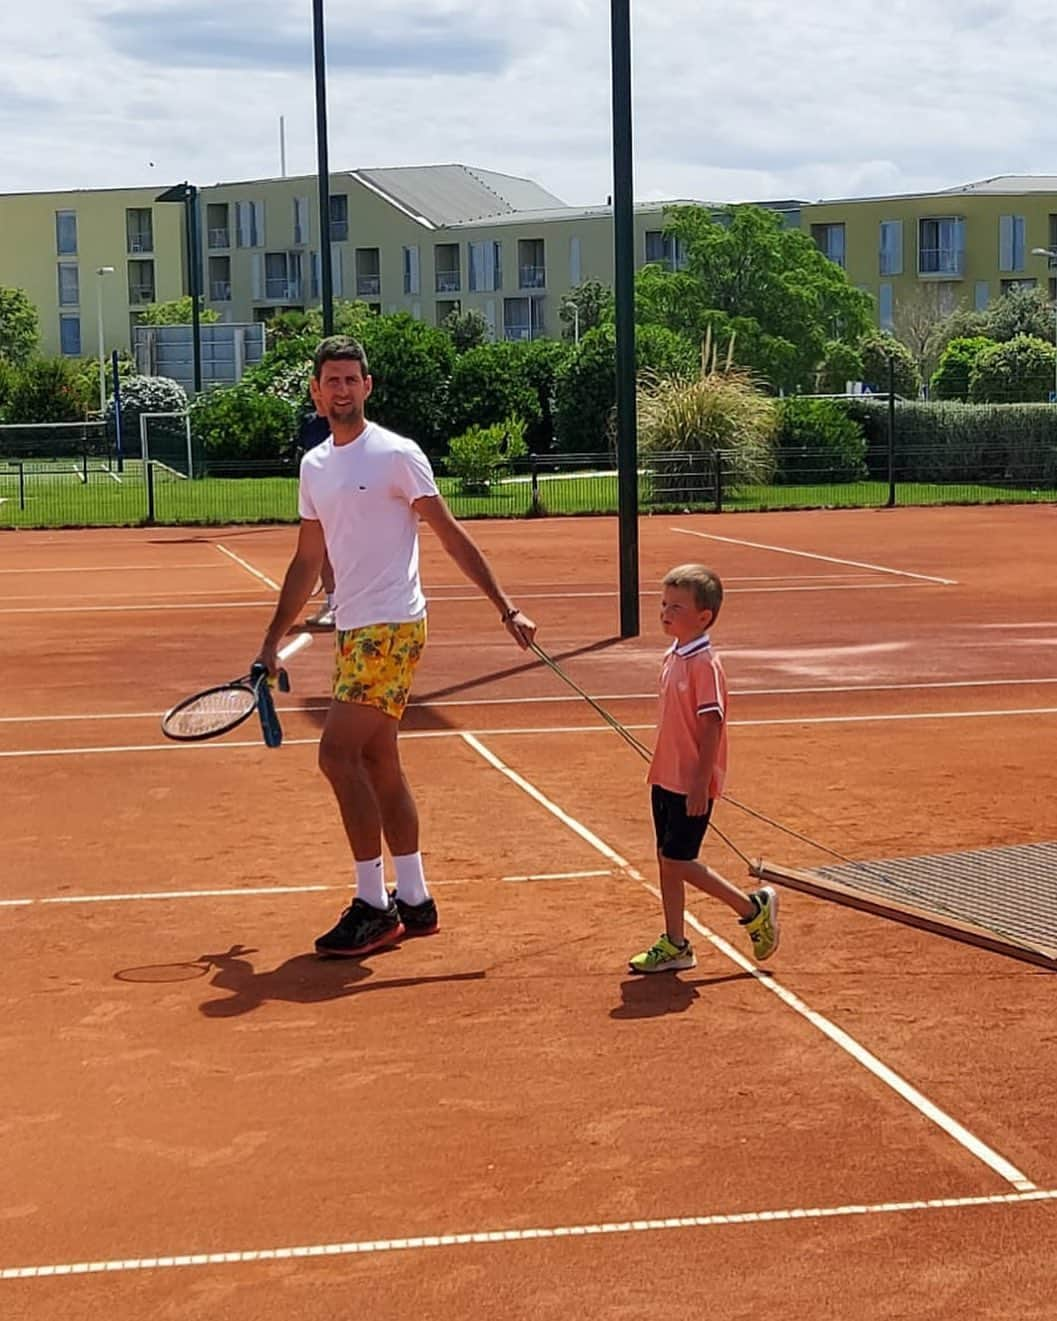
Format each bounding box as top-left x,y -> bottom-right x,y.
349,164 -> 567,227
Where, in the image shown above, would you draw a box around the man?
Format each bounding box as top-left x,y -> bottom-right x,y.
256,336 -> 536,957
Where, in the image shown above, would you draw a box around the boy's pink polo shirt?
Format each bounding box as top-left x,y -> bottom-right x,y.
647,633 -> 728,798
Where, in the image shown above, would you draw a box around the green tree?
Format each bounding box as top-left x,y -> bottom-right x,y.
859,333 -> 922,398
552,323 -> 697,452
774,397 -> 868,483
4,358 -> 86,422
137,296 -> 219,325
930,336 -> 995,401
816,339 -> 864,393
634,205 -> 872,391
356,313 -> 455,454
190,386 -> 296,459
559,280 -> 612,341
447,341 -> 540,439
0,287 -> 40,366
443,308 -> 490,353
983,286 -> 1056,344
517,338 -> 573,451
447,417 -> 528,492
968,335 -> 1057,403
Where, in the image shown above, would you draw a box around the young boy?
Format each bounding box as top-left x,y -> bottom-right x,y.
629,564 -> 780,973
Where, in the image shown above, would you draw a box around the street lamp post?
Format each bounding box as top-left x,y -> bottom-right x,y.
95,266 -> 115,414
1031,247 -> 1057,401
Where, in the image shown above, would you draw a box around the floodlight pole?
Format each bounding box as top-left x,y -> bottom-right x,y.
313,0 -> 334,334
155,182 -> 202,394
611,0 -> 639,638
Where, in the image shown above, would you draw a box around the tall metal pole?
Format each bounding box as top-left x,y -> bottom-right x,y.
313,0 -> 334,334
611,0 -> 639,637
186,185 -> 202,394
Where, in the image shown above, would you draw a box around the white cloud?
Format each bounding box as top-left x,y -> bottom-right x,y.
3,0 -> 1057,205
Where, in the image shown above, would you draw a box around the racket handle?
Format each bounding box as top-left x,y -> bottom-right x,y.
257,680 -> 283,748
277,667 -> 290,693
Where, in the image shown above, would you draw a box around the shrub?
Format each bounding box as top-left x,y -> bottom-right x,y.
774,397 -> 867,483
930,337 -> 995,401
446,342 -> 540,440
105,374 -> 188,445
859,333 -> 922,398
190,385 -> 297,460
446,417 -> 528,491
968,335 -> 1056,403
4,358 -> 89,423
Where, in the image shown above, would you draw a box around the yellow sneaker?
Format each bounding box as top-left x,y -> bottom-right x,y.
742,886 -> 780,961
629,933 -> 696,974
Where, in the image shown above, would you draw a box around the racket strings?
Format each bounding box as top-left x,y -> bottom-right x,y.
164,686 -> 257,738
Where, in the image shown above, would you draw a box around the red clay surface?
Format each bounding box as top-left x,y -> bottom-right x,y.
2,505 -> 1056,1320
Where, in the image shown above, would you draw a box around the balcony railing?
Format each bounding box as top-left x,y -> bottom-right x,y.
356,275 -> 381,296
330,220 -> 349,242
504,325 -> 533,342
519,265 -> 546,289
129,285 -> 156,305
208,228 -> 230,249
210,281 -> 232,301
264,277 -> 302,300
127,234 -> 153,254
919,248 -> 965,276
435,273 -> 460,293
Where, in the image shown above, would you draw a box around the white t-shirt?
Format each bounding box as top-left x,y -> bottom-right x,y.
298,422 -> 439,629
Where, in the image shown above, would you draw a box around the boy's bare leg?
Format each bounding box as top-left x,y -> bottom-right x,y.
661,857 -> 756,941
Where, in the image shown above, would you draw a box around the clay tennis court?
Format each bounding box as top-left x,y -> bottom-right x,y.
3,504 -> 1056,1319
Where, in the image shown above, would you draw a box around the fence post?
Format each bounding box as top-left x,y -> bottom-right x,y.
713,449 -> 724,514
529,454 -> 542,516
18,461 -> 25,510
886,357 -> 897,508
146,461 -> 156,525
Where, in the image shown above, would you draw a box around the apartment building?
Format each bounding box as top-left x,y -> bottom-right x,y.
801,176 -> 1057,331
0,163 -> 800,364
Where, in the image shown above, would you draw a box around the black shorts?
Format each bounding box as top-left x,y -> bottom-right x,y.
651,785 -> 713,861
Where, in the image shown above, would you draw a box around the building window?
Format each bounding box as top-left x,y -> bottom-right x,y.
999,215 -> 1026,273
329,194 -> 349,242
209,255 -> 232,302
918,218 -> 965,276
975,281 -> 990,312
878,283 -> 894,331
570,236 -> 582,286
294,196 -> 310,247
435,299 -> 460,325
644,230 -> 688,271
207,203 -> 230,249
126,208 -> 154,255
811,223 -> 846,268
263,251 -> 302,301
1001,278 -> 1037,295
355,248 -> 381,297
503,296 -> 545,341
55,210 -> 77,256
518,238 -> 546,288
128,259 -> 156,305
434,243 -> 460,293
468,240 -> 502,292
236,200 -> 265,248
403,246 -> 420,296
59,314 -> 81,356
58,262 -> 79,306
879,221 -> 903,276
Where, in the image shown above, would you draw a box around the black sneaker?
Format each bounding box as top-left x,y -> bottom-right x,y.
393,893 -> 439,937
315,897 -> 404,957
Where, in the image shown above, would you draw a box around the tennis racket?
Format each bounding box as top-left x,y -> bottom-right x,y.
161,633 -> 313,746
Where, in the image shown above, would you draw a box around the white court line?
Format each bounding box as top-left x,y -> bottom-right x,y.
3,706 -> 1057,758
0,601 -> 273,616
671,527 -> 958,586
3,1188 -> 1055,1281
2,873 -> 604,907
0,588 -> 274,604
461,732 -> 1038,1193
215,543 -> 282,591
0,564 -> 230,574
4,676 -> 1057,726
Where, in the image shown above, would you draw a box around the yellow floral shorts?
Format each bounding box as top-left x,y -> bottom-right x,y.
332,618 -> 427,720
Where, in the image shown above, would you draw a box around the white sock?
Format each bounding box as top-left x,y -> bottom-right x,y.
354,857 -> 388,910
326,592 -> 335,610
393,852 -> 430,906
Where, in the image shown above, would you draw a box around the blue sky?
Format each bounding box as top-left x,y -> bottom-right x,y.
4,0 -> 1056,205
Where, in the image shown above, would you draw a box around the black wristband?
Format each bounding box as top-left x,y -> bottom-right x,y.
500,606 -> 520,623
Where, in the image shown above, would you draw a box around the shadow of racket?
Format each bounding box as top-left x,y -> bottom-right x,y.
114,944 -> 259,985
